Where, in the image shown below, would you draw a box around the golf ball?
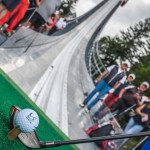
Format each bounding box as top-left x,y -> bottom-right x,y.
15,109 -> 39,133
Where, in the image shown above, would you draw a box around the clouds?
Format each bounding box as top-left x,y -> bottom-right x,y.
75,0 -> 102,16
75,0 -> 150,37
144,0 -> 150,5
101,0 -> 150,37
117,0 -> 150,25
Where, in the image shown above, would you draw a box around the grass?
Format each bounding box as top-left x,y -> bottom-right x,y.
0,69 -> 79,150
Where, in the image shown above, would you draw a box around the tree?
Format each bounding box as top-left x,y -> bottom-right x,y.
60,0 -> 78,16
129,54 -> 150,96
98,18 -> 150,67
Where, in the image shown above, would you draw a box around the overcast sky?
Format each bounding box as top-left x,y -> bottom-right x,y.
75,0 -> 150,37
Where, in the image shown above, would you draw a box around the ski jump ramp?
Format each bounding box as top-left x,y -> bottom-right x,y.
0,0 -> 121,149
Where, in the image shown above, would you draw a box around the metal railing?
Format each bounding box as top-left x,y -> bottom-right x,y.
86,40 -> 106,83
85,0 -> 122,83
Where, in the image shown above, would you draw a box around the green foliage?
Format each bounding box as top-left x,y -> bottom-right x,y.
60,0 -> 78,16
129,54 -> 150,96
99,18 -> 150,67
99,36 -> 131,67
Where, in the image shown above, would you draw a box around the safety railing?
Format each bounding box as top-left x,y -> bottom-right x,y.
85,0 -> 122,83
86,39 -> 106,83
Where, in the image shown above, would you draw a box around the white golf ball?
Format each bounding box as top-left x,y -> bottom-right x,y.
15,109 -> 39,133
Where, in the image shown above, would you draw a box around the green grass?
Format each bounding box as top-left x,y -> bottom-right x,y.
0,69 -> 79,150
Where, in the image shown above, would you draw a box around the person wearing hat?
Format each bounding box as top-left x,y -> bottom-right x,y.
93,74 -> 136,121
55,9 -> 63,17
79,61 -> 130,113
111,81 -> 149,118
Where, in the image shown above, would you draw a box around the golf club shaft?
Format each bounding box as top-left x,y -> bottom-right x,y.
40,131 -> 150,148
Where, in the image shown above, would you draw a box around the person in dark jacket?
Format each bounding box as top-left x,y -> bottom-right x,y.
111,81 -> 149,117
117,102 -> 150,144
0,2 -> 8,19
124,102 -> 150,134
79,61 -> 130,113
93,74 -> 136,121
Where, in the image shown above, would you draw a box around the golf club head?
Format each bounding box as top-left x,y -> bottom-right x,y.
9,106 -> 150,149
9,106 -> 41,148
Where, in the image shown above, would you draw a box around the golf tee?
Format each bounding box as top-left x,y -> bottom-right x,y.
7,127 -> 21,141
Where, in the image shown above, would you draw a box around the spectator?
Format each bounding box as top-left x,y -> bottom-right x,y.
0,0 -> 21,19
0,0 -> 32,36
53,9 -> 63,19
17,0 -> 43,29
48,17 -> 67,35
40,17 -> 56,33
111,82 -> 149,118
40,9 -> 63,33
79,61 -> 130,113
55,9 -> 63,15
124,102 -> 150,134
117,102 -> 150,144
93,74 -> 136,121
28,0 -> 61,30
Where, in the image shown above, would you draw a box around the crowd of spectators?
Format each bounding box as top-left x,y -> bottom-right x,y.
0,0 -> 67,37
80,61 -> 150,149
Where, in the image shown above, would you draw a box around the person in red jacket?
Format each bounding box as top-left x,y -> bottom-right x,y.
40,17 -> 56,33
0,0 -> 21,19
0,0 -> 41,36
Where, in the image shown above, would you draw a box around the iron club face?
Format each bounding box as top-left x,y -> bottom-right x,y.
10,106 -> 41,148
10,106 -> 56,149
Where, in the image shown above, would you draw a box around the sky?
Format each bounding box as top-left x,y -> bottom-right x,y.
75,0 -> 150,37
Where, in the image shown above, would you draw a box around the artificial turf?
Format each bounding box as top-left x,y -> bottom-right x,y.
0,69 -> 79,150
